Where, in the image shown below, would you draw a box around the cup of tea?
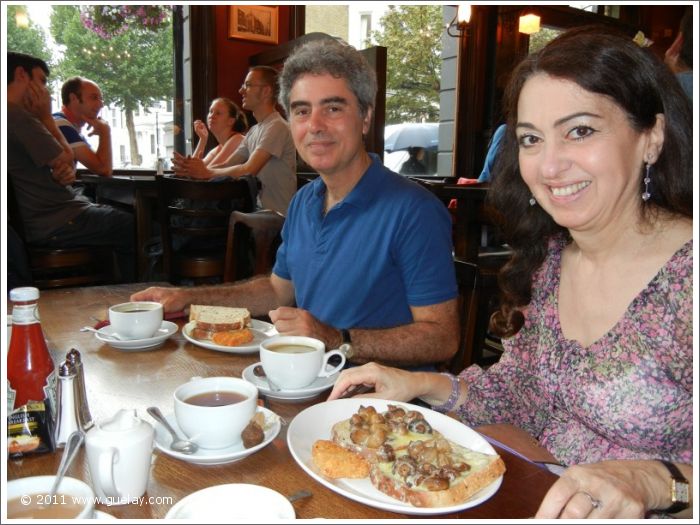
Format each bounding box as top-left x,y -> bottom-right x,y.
85,409 -> 154,505
174,377 -> 258,450
7,476 -> 95,519
108,301 -> 163,340
259,336 -> 346,390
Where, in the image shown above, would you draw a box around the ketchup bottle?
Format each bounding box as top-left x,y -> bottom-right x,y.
7,286 -> 57,456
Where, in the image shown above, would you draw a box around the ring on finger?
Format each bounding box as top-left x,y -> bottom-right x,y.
579,491 -> 602,510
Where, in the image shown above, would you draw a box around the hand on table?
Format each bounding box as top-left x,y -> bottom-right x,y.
172,152 -> 211,179
327,362 -> 420,402
268,306 -> 338,343
535,459 -> 667,519
131,286 -> 189,313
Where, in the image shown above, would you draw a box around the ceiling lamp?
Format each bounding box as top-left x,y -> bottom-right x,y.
15,8 -> 29,28
519,13 -> 541,35
447,4 -> 471,37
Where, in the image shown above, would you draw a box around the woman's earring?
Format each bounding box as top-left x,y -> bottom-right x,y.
642,163 -> 652,202
529,196 -> 537,206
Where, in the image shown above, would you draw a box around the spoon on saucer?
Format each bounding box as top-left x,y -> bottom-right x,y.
253,365 -> 281,392
146,406 -> 199,455
80,326 -> 124,340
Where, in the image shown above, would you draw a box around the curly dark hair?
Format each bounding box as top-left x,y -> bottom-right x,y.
487,25 -> 692,338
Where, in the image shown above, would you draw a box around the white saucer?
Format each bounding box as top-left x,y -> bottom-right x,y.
164,483 -> 294,519
93,510 -> 116,519
242,362 -> 338,401
95,321 -> 178,351
152,407 -> 280,465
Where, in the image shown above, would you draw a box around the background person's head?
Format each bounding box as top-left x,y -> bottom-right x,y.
408,146 -> 425,161
209,97 -> 248,134
278,38 -> 377,120
61,77 -> 104,122
8,51 -> 49,85
239,66 -> 278,112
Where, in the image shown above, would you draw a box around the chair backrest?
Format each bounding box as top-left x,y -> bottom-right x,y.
156,176 -> 254,283
444,258 -> 481,374
224,210 -> 285,282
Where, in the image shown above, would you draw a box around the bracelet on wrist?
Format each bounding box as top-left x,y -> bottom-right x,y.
431,373 -> 462,413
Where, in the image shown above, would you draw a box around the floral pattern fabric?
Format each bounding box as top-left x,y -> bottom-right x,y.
454,236 -> 693,466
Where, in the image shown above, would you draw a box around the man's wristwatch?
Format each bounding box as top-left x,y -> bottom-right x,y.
657,459 -> 689,514
339,329 -> 354,360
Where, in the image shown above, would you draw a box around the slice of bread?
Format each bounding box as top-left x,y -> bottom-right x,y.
189,305 -> 251,332
369,440 -> 506,508
312,439 -> 370,479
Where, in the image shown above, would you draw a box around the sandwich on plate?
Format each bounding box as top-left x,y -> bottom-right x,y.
189,305 -> 253,346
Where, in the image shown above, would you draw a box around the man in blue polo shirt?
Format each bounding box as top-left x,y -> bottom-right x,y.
132,39 -> 458,368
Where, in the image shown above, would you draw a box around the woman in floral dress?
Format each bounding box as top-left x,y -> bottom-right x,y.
330,26 -> 692,519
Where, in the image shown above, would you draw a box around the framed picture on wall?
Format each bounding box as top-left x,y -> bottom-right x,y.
229,5 -> 279,44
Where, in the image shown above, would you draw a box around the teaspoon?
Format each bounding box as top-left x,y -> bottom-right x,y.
80,326 -> 124,340
146,406 -> 199,455
47,431 -> 84,506
253,365 -> 281,392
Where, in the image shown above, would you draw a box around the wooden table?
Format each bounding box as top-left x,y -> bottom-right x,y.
7,284 -> 557,519
78,173 -> 159,282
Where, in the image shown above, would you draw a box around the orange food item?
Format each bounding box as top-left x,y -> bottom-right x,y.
211,328 -> 254,347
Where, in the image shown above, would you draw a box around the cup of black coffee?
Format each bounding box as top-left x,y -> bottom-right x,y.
173,377 -> 257,449
108,301 -> 163,340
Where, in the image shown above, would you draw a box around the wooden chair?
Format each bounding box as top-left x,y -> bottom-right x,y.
224,210 -> 285,282
7,178 -> 114,289
157,176 -> 254,284
444,257 -> 505,374
444,258 -> 480,374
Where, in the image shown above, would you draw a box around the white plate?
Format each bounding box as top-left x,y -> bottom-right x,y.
95,321 -> 178,351
93,510 -> 116,519
182,319 -> 277,354
152,407 -> 280,465
164,483 -> 294,519
242,362 -> 338,401
287,398 -> 503,515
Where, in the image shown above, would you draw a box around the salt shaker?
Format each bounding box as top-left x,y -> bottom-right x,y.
54,361 -> 81,447
66,348 -> 93,431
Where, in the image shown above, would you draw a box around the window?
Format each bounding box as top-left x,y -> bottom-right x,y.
8,5 -> 175,171
360,14 -> 372,49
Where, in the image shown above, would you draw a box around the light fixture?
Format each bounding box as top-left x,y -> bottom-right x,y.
518,13 -> 541,35
15,8 -> 29,28
447,4 -> 471,37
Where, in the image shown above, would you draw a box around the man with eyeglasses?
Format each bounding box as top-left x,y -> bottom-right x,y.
53,76 -> 113,177
176,66 -> 296,216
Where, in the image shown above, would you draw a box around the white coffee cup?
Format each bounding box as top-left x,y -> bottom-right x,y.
259,336 -> 346,390
174,377 -> 258,450
108,301 -> 163,340
7,475 -> 95,519
85,409 -> 154,505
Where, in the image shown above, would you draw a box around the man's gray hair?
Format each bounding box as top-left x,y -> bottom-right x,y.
278,38 -> 377,117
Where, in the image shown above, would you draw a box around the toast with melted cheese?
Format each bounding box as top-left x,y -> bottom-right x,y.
370,438 -> 506,507
331,404 -> 440,461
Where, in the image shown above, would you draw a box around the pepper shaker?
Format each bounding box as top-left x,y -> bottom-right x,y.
66,348 -> 93,431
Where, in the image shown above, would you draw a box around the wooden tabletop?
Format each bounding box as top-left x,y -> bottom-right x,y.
7,284 -> 557,519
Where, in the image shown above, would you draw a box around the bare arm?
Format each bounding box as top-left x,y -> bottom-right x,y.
78,117 -> 112,176
192,120 -> 208,159
270,298 -> 459,367
130,273 -> 295,317
209,148 -> 272,179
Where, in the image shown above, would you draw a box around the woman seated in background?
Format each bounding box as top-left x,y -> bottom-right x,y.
173,97 -> 248,178
329,26 -> 692,519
